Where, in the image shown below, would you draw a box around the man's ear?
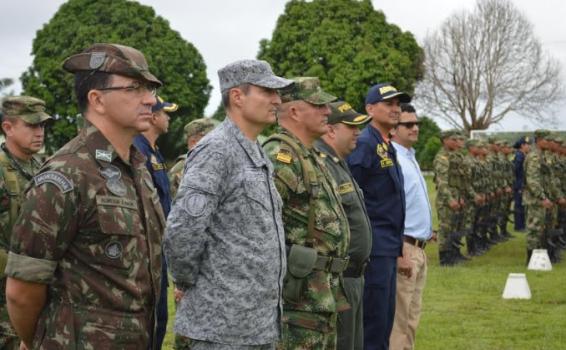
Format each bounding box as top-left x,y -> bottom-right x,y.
1,120 -> 14,137
87,89 -> 106,115
229,88 -> 245,109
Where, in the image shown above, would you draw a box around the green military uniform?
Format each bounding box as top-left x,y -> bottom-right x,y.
0,96 -> 52,349
314,101 -> 372,350
168,118 -> 216,200
433,130 -> 466,265
464,139 -> 488,255
5,44 -> 165,349
524,130 -> 553,261
263,78 -> 350,349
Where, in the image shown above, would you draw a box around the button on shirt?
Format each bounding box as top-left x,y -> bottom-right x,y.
392,141 -> 432,241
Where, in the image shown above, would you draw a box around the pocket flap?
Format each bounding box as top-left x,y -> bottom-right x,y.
287,244 -> 318,278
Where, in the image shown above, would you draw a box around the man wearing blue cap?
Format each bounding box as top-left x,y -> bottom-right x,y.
513,136 -> 530,231
347,83 -> 410,350
134,95 -> 178,350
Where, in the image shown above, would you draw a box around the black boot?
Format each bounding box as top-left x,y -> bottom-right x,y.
526,249 -> 533,266
439,251 -> 456,266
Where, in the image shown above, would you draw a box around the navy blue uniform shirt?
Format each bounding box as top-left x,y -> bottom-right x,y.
134,135 -> 172,217
347,124 -> 405,257
513,150 -> 525,192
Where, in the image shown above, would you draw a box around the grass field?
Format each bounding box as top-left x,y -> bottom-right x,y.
162,177 -> 566,350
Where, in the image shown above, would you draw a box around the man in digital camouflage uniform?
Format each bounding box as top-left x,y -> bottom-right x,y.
263,77 -> 350,349
0,96 -> 52,349
5,43 -> 165,349
168,118 -> 216,199
314,101 -> 372,350
164,59 -> 291,350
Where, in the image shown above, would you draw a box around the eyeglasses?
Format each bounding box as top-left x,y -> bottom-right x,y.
97,81 -> 157,96
397,121 -> 421,129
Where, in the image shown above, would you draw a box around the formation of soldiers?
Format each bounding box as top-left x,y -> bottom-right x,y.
433,129 -> 566,266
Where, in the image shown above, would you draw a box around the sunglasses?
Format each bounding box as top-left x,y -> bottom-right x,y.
397,121 -> 421,129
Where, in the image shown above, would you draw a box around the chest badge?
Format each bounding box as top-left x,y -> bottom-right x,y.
105,241 -> 123,259
376,143 -> 394,168
100,165 -> 127,197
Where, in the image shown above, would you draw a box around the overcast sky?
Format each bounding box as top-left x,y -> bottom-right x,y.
1,0 -> 565,130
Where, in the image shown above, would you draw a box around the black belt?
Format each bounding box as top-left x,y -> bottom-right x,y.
343,260 -> 368,278
404,236 -> 427,249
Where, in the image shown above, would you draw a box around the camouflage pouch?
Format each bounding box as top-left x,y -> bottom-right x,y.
283,244 -> 318,303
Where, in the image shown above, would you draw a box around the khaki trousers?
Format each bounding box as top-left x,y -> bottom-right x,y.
389,242 -> 427,350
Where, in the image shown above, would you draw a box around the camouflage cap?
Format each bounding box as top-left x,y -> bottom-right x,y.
218,59 -> 293,92
440,129 -> 465,140
534,129 -> 551,140
280,77 -> 337,105
184,118 -> 216,138
62,43 -> 162,86
1,96 -> 53,124
465,139 -> 482,148
328,101 -> 371,125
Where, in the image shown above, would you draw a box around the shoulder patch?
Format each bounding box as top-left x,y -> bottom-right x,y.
34,171 -> 74,193
276,150 -> 293,164
338,182 -> 355,194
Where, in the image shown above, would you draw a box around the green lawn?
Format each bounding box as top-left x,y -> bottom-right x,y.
162,176 -> 566,349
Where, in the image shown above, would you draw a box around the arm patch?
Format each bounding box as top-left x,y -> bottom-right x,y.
34,171 -> 74,193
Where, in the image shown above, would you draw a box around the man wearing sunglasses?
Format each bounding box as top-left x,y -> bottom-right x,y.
5,43 -> 165,349
0,96 -> 52,350
389,104 -> 432,350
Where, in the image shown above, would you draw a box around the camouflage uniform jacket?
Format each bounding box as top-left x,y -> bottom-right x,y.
433,148 -> 458,204
164,117 -> 286,345
5,123 -> 165,349
524,147 -> 549,205
167,154 -> 186,199
263,130 -> 350,332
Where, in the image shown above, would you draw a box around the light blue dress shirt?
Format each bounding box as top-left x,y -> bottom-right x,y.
392,141 -> 433,241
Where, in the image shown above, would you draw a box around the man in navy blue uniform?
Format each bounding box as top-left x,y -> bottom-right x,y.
134,95 -> 178,350
513,136 -> 530,231
347,83 -> 410,350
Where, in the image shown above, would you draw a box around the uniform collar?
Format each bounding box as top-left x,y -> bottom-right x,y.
83,121 -> 145,168
224,117 -> 267,168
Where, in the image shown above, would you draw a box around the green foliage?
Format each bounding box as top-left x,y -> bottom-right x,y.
21,0 -> 211,157
414,116 -> 441,169
258,0 -> 423,112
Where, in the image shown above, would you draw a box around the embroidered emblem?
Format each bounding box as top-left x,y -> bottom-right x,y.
338,182 -> 355,194
34,171 -> 74,193
95,149 -> 113,162
105,241 -> 123,259
276,151 -> 292,164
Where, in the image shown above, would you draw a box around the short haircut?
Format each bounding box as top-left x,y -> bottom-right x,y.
400,103 -> 416,114
74,71 -> 113,113
221,83 -> 251,109
0,115 -> 18,135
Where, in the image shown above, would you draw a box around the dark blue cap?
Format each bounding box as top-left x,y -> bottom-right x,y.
513,136 -> 531,149
365,83 -> 411,105
152,96 -> 178,113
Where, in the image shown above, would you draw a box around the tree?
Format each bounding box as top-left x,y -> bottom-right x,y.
0,78 -> 14,97
416,0 -> 564,133
417,136 -> 442,171
21,0 -> 211,157
413,116 -> 441,162
258,0 -> 423,112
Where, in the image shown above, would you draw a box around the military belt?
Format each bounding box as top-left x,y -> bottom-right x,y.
313,255 -> 350,273
343,260 -> 368,278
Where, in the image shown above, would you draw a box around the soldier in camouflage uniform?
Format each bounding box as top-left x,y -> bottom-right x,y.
263,77 -> 351,349
5,43 -> 165,349
168,118 -> 216,199
0,96 -> 52,349
546,135 -> 566,260
497,140 -> 514,240
464,139 -> 489,256
314,101 -> 372,350
524,130 -> 556,263
164,60 -> 291,350
433,130 -> 467,265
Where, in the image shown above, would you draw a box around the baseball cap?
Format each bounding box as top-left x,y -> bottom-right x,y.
365,83 -> 411,105
62,43 -> 162,87
280,77 -> 337,105
1,96 -> 53,125
184,118 -> 216,138
328,101 -> 371,125
218,59 -> 293,91
152,96 -> 178,113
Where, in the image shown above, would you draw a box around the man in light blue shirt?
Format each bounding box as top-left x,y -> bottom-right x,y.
389,104 -> 433,350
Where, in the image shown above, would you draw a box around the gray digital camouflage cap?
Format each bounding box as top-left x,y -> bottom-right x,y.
1,96 -> 53,124
280,77 -> 337,105
218,59 -> 293,92
62,43 -> 162,86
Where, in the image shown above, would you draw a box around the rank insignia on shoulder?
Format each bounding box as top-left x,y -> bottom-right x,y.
276,151 -> 293,164
95,149 -> 113,162
338,182 -> 355,194
34,171 -> 74,193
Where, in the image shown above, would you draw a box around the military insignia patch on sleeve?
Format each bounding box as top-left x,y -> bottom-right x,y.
34,171 -> 74,193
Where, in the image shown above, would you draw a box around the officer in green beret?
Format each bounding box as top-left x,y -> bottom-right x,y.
0,96 -> 52,350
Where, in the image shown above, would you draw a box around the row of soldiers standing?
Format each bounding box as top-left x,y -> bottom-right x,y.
433,129 -> 566,266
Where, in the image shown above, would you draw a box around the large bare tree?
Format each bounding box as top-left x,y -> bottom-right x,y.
416,0 -> 564,132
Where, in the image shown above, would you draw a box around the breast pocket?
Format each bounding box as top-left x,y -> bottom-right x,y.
243,170 -> 271,212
